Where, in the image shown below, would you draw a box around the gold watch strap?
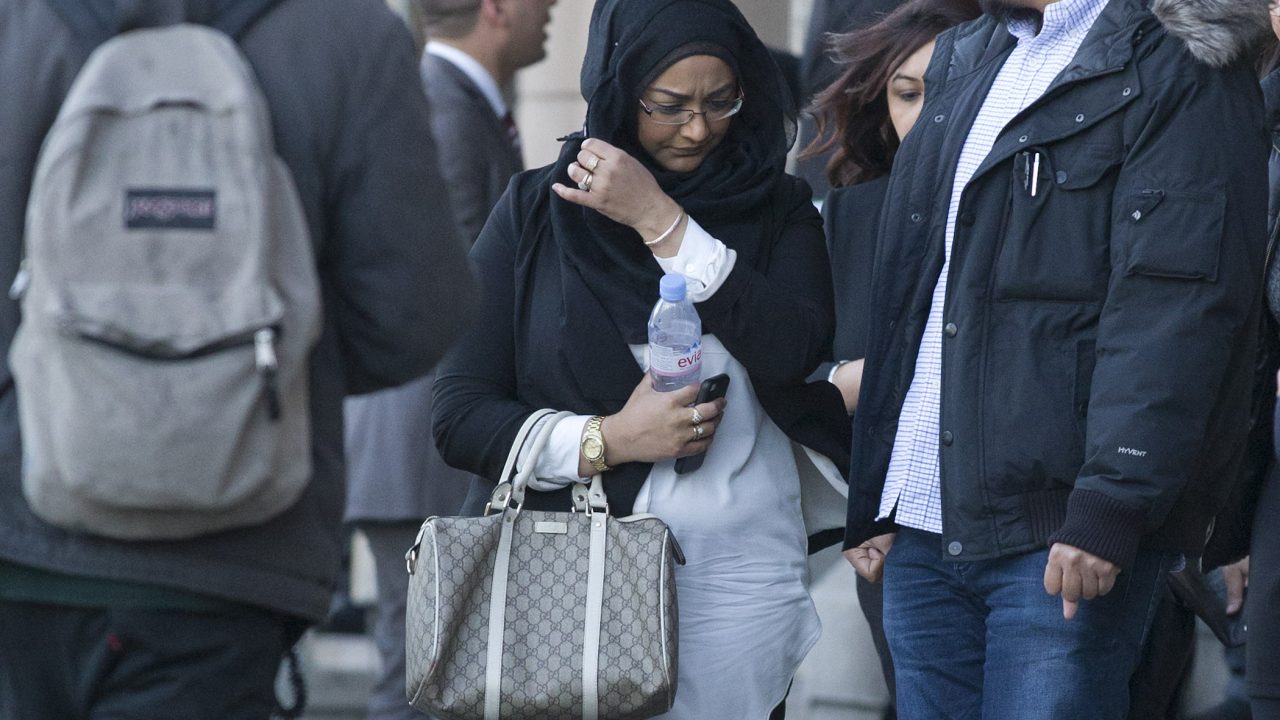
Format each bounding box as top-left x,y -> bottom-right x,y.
584,415 -> 610,473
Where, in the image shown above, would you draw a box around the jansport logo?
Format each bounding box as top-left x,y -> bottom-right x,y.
125,189 -> 216,230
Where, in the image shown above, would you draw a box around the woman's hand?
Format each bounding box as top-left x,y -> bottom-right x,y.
551,139 -> 687,255
599,376 -> 726,467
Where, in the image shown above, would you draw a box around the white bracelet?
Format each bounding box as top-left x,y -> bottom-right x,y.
643,210 -> 685,246
828,359 -> 852,385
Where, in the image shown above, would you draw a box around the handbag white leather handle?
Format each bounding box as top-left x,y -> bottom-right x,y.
486,409 -> 553,515
495,409 -> 556,486
508,410 -> 574,506
489,409 -> 612,514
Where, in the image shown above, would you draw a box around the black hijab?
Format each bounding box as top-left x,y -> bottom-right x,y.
501,0 -> 833,519
550,0 -> 798,346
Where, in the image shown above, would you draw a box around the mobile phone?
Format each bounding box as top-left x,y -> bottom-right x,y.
674,373 -> 730,475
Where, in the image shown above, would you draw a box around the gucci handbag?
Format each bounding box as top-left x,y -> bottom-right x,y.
405,410 -> 685,720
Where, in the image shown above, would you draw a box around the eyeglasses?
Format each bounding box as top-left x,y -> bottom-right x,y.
638,93 -> 745,126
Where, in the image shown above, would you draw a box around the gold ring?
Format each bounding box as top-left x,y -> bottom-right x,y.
691,408 -> 704,425
692,423 -> 704,441
587,154 -> 600,172
578,171 -> 594,192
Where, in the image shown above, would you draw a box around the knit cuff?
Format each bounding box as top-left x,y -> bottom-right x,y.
843,517 -> 897,551
1047,489 -> 1146,570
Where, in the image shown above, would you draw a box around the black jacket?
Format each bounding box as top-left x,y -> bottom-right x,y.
844,0 -> 1270,570
0,0 -> 475,622
433,168 -> 850,523
814,175 -> 888,384
421,53 -> 525,248
1207,67 -> 1280,568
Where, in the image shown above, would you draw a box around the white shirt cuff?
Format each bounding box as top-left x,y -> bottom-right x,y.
654,216 -> 736,302
522,413 -> 591,492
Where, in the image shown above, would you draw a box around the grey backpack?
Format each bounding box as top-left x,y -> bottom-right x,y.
11,16 -> 322,540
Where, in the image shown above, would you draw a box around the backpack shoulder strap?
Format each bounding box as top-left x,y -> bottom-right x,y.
45,0 -> 114,51
213,0 -> 288,40
45,0 -> 286,50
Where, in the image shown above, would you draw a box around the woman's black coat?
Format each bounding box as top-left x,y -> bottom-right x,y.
432,167 -> 849,518
813,175 -> 889,383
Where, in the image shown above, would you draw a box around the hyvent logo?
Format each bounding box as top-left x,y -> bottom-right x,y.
125,189 -> 216,230
1118,447 -> 1148,458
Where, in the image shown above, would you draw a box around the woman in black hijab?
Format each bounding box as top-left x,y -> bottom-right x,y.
433,0 -> 849,716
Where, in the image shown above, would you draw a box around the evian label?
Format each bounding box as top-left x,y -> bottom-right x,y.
649,340 -> 702,377
125,189 -> 216,230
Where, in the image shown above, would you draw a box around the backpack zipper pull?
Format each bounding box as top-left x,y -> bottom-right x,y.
9,260 -> 30,300
255,328 -> 281,421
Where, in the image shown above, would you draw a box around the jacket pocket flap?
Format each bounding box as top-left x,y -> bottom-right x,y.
1056,144 -> 1121,190
55,283 -> 285,357
1122,188 -> 1225,281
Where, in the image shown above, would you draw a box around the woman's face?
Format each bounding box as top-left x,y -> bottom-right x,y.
886,39 -> 936,142
636,55 -> 739,173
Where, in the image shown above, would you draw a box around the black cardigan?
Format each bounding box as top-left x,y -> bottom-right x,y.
433,166 -> 850,519
812,175 -> 889,383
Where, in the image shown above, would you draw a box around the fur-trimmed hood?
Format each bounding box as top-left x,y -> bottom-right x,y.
1152,0 -> 1272,68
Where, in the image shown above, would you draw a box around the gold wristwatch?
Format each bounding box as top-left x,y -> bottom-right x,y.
580,415 -> 610,473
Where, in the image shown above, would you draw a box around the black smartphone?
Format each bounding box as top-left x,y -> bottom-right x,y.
674,373 -> 730,475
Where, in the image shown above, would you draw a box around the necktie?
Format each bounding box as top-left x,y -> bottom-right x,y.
501,111 -> 522,155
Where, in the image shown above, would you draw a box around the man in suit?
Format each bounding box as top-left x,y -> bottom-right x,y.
420,0 -> 555,242
343,1 -> 554,718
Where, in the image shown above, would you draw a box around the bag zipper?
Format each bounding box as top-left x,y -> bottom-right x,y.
255,327 -> 281,421
9,259 -> 30,300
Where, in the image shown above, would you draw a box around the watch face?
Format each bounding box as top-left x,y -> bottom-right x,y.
583,436 -> 603,460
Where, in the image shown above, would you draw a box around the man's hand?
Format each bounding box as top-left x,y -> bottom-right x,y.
1223,556 -> 1250,615
843,533 -> 896,583
1043,542 -> 1120,620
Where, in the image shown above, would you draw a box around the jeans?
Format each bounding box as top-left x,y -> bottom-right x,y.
882,528 -> 1174,720
0,600 -> 289,720
1249,464 -> 1280,719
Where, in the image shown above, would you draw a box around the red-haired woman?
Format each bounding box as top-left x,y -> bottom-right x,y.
806,0 -> 980,414
803,1 -> 979,715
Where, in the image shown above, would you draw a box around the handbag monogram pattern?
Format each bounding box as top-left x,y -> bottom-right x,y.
406,410 -> 683,720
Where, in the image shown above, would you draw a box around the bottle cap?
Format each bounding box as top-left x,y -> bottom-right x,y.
659,274 -> 687,302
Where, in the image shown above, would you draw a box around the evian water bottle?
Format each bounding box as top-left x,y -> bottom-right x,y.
648,274 -> 702,392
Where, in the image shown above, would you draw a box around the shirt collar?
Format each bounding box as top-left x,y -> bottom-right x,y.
1007,0 -> 1110,44
424,41 -> 508,119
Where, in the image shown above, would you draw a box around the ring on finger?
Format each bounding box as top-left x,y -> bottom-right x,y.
577,171 -> 594,192
586,154 -> 601,172
691,407 -> 704,425
692,423 -> 705,441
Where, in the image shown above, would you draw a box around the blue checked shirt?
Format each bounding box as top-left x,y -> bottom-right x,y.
878,0 -> 1111,533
